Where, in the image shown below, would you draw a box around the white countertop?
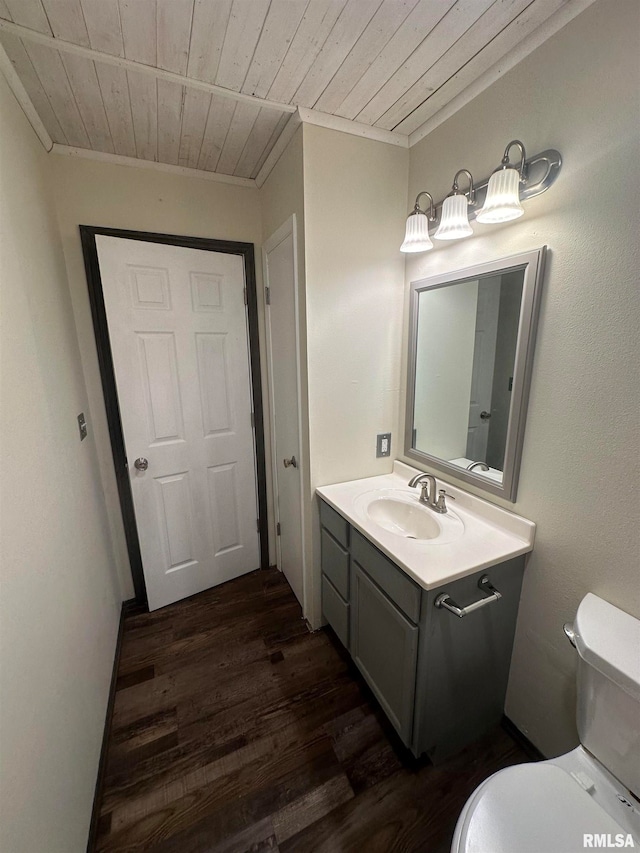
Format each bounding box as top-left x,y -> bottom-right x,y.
316,461 -> 535,591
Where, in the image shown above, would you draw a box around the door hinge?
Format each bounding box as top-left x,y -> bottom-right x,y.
243,287 -> 248,306
265,286 -> 271,305
276,521 -> 281,536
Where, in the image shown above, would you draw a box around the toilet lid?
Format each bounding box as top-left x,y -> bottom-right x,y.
455,763 -> 629,853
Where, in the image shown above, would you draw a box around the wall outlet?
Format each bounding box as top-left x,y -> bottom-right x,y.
77,412 -> 88,441
376,433 -> 391,458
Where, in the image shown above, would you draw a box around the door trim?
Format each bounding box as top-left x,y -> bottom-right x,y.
80,225 -> 269,607
262,215 -> 307,614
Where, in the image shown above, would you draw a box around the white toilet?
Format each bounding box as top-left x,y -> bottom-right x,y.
452,593 -> 640,853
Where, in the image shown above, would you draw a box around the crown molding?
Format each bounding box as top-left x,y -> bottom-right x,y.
50,145 -> 257,188
298,107 -> 409,149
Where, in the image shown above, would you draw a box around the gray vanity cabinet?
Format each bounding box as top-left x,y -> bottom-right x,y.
350,562 -> 418,743
319,498 -> 526,762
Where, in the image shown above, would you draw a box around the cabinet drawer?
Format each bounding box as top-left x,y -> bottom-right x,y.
321,528 -> 349,600
351,530 -> 421,623
350,562 -> 418,744
319,500 -> 349,549
322,575 -> 349,649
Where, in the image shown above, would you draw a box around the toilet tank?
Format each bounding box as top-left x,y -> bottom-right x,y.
573,593 -> 640,796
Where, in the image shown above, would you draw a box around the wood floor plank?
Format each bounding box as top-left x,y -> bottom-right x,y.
95,568 -> 530,853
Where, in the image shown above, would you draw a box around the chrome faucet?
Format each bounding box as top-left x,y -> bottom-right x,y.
467,461 -> 489,472
408,473 -> 437,508
408,473 -> 455,514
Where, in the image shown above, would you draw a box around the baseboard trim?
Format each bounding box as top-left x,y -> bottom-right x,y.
501,715 -> 545,761
86,598 -> 136,852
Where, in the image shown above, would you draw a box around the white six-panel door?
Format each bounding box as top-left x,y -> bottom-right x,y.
96,236 -> 260,610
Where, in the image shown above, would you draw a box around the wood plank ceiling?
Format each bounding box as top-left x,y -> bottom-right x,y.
0,0 -> 574,181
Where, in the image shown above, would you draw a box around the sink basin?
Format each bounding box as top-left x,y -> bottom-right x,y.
355,489 -> 464,544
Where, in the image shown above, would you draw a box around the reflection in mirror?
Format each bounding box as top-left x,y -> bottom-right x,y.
406,248 -> 546,501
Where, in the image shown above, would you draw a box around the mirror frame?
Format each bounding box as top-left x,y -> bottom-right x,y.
404,247 -> 547,502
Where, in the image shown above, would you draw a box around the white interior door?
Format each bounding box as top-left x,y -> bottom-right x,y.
96,236 -> 260,610
263,217 -> 305,609
467,276 -> 501,460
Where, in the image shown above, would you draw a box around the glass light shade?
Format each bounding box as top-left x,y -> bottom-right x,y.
400,211 -> 433,252
476,167 -> 524,223
434,194 -> 473,240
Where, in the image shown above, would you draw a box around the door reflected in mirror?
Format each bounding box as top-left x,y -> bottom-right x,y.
405,248 -> 546,501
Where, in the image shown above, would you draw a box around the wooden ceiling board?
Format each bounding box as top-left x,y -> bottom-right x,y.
313,0 -> 420,114
42,0 -> 90,45
187,0 -> 231,84
157,79 -> 184,164
394,0 -> 570,135
332,0 -> 457,120
197,92 -> 236,171
216,100 -> 260,174
290,0 -> 382,108
59,53 -> 115,151
240,0 -> 308,99
80,0 -> 136,157
178,86 -> 210,168
375,0 -> 532,131
214,0 -> 270,92
23,41 -> 90,147
354,0 -> 496,126
119,0 -> 157,161
265,0 -> 347,104
157,0 -> 193,74
80,0 -> 124,56
234,105 -> 284,177
4,0 -> 50,34
0,31 -> 67,142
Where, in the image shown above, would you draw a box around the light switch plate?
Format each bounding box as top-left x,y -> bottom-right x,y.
77,412 -> 88,441
376,433 -> 391,458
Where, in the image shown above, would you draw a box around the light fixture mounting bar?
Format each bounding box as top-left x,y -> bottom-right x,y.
426,149 -> 561,234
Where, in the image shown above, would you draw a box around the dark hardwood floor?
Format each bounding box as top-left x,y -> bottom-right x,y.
95,567 -> 530,852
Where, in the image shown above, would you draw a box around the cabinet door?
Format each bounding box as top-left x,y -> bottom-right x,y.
350,561 -> 418,744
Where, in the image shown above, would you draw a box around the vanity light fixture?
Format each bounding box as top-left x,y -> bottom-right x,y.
400,140 -> 562,253
434,169 -> 475,241
476,140 -> 526,224
400,191 -> 436,253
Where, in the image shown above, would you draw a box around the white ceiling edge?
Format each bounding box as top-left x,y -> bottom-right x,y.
297,107 -> 409,149
407,0 -> 600,147
50,145 -> 257,189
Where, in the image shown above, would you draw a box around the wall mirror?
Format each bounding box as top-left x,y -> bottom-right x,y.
405,247 -> 546,501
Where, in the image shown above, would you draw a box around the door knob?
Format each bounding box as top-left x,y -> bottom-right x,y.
283,456 -> 297,469
134,457 -> 149,471
480,411 -> 492,420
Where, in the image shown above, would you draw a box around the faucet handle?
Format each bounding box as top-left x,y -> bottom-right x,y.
435,489 -> 455,513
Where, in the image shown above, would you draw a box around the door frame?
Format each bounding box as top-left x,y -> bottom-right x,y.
80,225 -> 269,607
262,215 -> 307,612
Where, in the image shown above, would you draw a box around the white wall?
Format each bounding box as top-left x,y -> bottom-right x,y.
303,124 -> 408,626
0,74 -> 122,852
51,156 -> 264,598
401,0 -> 640,756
